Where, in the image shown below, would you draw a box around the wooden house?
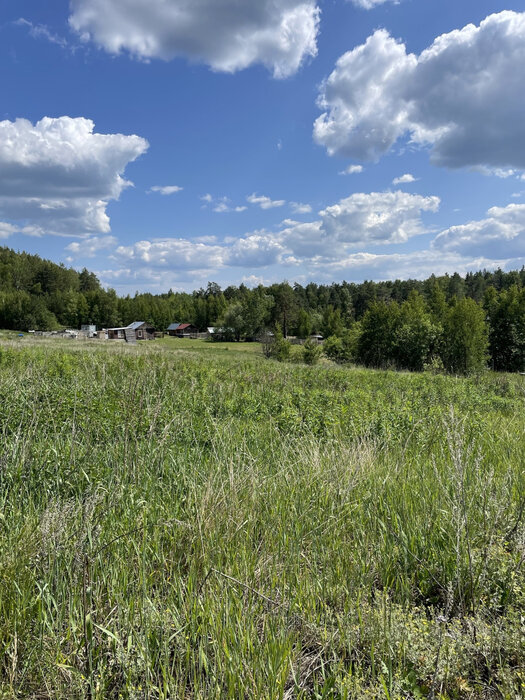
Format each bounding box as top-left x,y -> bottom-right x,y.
167,322 -> 181,336
107,322 -> 155,342
171,323 -> 200,337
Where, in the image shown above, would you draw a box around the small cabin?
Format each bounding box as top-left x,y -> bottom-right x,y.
167,322 -> 181,336
81,324 -> 97,338
170,323 -> 200,337
107,322 -> 155,341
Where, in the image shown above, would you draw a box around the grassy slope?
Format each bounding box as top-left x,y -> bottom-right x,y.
0,337 -> 524,698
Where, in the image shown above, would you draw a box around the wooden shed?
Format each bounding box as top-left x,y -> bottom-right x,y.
167,322 -> 181,337
107,322 -> 155,342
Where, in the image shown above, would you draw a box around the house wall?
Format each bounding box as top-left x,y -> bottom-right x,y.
108,329 -> 125,340
135,325 -> 155,340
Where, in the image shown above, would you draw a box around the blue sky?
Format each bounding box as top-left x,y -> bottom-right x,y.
1,0 -> 525,293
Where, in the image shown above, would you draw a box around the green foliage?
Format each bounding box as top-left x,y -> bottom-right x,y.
269,282 -> 297,337
395,291 -> 440,371
322,334 -> 343,362
357,301 -> 400,368
323,324 -> 361,364
485,285 -> 525,371
442,297 -> 489,374
0,338 -> 523,697
263,324 -> 291,361
2,246 -> 525,375
301,337 -> 322,365
321,304 -> 344,338
296,308 -> 312,339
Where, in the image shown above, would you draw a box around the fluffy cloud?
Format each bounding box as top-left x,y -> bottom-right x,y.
148,185 -> 183,195
277,192 -> 438,262
0,222 -> 21,240
227,234 -> 284,267
106,189 -> 440,280
247,193 -> 286,209
319,191 -> 439,246
69,0 -> 320,78
315,30 -> 415,161
201,194 -> 247,213
315,12 -> 525,170
0,222 -> 44,240
66,235 -> 119,258
0,116 -> 148,236
114,238 -> 226,270
290,202 -> 313,214
304,249 -> 508,284
433,203 -> 525,258
393,173 -> 416,185
340,165 -> 363,175
214,202 -> 247,214
96,191 -> 525,293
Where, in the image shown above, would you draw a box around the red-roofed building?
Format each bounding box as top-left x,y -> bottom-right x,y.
171,323 -> 200,337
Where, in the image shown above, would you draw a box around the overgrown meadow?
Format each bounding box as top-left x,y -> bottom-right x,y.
0,337 -> 524,699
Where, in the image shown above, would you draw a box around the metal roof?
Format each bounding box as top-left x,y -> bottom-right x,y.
127,321 -> 146,330
167,322 -> 181,331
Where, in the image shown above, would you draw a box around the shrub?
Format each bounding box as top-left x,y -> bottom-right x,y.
302,338 -> 322,365
323,335 -> 343,362
262,325 -> 291,362
324,325 -> 361,364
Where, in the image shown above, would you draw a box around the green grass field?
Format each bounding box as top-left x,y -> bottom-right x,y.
0,337 -> 524,698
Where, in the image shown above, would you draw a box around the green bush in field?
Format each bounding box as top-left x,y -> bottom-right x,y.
263,324 -> 291,361
323,333 -> 343,361
324,324 -> 361,364
301,337 -> 322,365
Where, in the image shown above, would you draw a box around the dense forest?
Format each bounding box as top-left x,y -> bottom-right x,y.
1,245 -> 525,373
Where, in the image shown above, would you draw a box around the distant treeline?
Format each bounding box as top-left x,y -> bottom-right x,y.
1,245 -> 525,372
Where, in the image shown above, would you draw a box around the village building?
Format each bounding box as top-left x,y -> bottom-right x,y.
167,323 -> 200,337
107,321 -> 155,342
166,322 -> 181,336
80,324 -> 97,338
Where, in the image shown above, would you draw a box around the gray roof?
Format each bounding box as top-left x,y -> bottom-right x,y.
127,321 -> 146,330
167,322 -> 181,331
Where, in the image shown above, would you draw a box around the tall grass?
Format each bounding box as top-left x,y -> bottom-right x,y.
0,339 -> 524,698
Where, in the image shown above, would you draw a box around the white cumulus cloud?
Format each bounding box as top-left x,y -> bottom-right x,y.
247,193 -> 286,209
227,234 -> 284,267
315,12 -> 525,171
66,236 -> 119,258
393,173 -> 416,185
148,185 -> 183,195
290,202 -> 313,214
114,238 -> 226,270
201,195 -> 247,213
319,191 -> 439,246
433,203 -> 525,258
340,165 -> 364,175
69,0 -> 320,78
0,116 -> 148,236
98,191 -> 525,291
